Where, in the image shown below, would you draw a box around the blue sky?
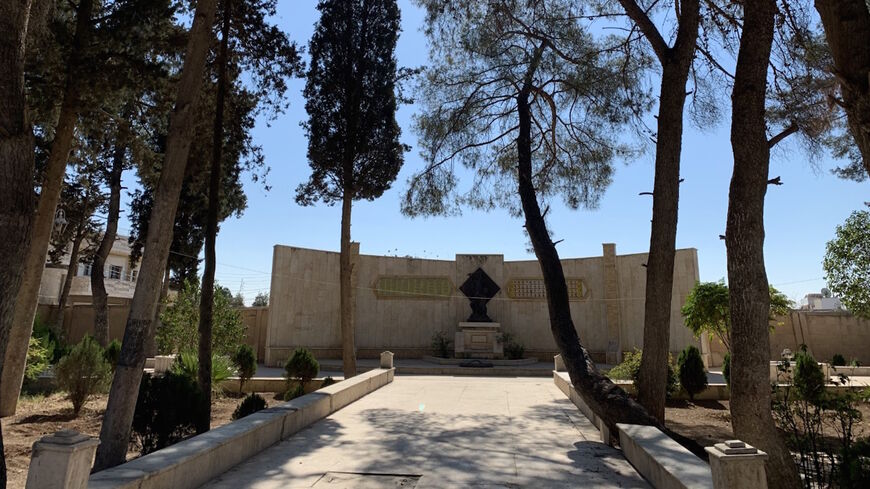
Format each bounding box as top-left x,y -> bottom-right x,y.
118,0 -> 867,305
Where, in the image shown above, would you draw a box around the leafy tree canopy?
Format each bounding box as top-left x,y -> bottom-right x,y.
157,279 -> 245,356
681,280 -> 793,351
403,0 -> 652,218
823,208 -> 870,319
296,0 -> 407,206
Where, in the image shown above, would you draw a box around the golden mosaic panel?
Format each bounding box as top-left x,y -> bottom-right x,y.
507,278 -> 587,300
374,276 -> 454,300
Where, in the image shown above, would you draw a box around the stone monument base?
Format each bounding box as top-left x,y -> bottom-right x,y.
455,322 -> 503,359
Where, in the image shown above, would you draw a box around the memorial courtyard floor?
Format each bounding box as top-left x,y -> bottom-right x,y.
202,376 -> 650,488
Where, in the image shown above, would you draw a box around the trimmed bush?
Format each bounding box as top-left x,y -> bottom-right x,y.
54,336 -> 111,416
431,331 -> 452,358
678,345 -> 708,401
832,353 -> 846,367
499,332 -> 525,360
284,347 -> 319,388
132,372 -> 206,455
104,339 -> 121,371
232,344 -> 257,392
320,376 -> 336,388
722,352 -> 731,386
284,383 -> 305,401
793,350 -> 825,403
232,393 -> 267,420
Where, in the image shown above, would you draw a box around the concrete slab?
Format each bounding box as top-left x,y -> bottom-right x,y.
202,376 -> 649,488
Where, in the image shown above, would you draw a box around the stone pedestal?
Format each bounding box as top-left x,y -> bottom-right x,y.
705,440 -> 768,489
455,322 -> 503,359
26,430 -> 99,489
380,351 -> 394,369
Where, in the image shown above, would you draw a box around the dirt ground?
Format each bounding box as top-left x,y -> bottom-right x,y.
665,399 -> 870,447
1,391 -> 268,489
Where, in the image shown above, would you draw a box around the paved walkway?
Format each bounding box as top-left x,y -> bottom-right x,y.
203,376 -> 648,488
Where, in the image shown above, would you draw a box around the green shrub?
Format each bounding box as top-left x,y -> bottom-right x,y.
54,336 -> 111,416
157,279 -> 246,356
608,348 -> 679,398
284,347 -> 319,388
499,332 -> 525,360
25,336 -> 51,383
320,376 -> 336,388
832,353 -> 847,367
431,331 -> 452,358
677,345 -> 708,401
171,351 -> 234,392
132,372 -> 206,455
284,383 -> 305,401
851,358 -> 862,367
232,393 -> 267,420
231,344 -> 257,392
793,350 -> 826,404
722,352 -> 731,386
104,339 -> 122,370
32,315 -> 69,364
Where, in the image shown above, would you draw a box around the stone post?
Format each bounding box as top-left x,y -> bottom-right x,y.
602,243 -> 622,365
26,430 -> 99,489
380,351 -> 394,369
554,354 -> 566,372
705,440 -> 768,489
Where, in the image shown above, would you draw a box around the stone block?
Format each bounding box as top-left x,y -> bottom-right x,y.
706,440 -> 768,489
153,355 -> 176,373
282,392 -> 332,434
617,424 -> 713,489
554,354 -> 566,372
26,430 -> 99,489
380,351 -> 394,369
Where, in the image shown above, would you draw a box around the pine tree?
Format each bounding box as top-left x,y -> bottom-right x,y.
297,0 -> 406,379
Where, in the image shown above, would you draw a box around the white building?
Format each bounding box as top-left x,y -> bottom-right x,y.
38,236 -> 140,305
799,288 -> 846,312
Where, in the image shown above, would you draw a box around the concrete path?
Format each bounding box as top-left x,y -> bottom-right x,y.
203,376 -> 649,488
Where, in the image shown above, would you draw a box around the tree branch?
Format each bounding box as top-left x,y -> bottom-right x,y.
768,122 -> 798,148
617,0 -> 669,63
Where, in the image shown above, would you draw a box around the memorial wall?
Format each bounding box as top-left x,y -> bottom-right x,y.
265,243 -> 701,366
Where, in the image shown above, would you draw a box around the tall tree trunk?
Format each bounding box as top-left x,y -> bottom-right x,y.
92,137 -> 125,347
726,2 -> 801,487
1,0 -> 95,418
94,0 -> 219,471
55,217 -> 87,333
815,0 -> 870,178
197,0 -> 232,434
515,79 -> 661,437
339,186 -> 356,379
0,2 -> 36,486
619,0 -> 700,423
147,263 -> 172,357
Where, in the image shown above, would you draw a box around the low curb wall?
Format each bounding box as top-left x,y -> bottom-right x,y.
553,371 -> 613,444
88,368 -> 394,489
617,424 -> 713,489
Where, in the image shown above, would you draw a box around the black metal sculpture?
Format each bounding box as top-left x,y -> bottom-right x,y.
459,267 -> 500,322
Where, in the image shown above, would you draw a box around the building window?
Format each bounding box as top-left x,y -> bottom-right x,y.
131,270 -> 138,282
109,265 -> 122,280
79,263 -> 92,277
